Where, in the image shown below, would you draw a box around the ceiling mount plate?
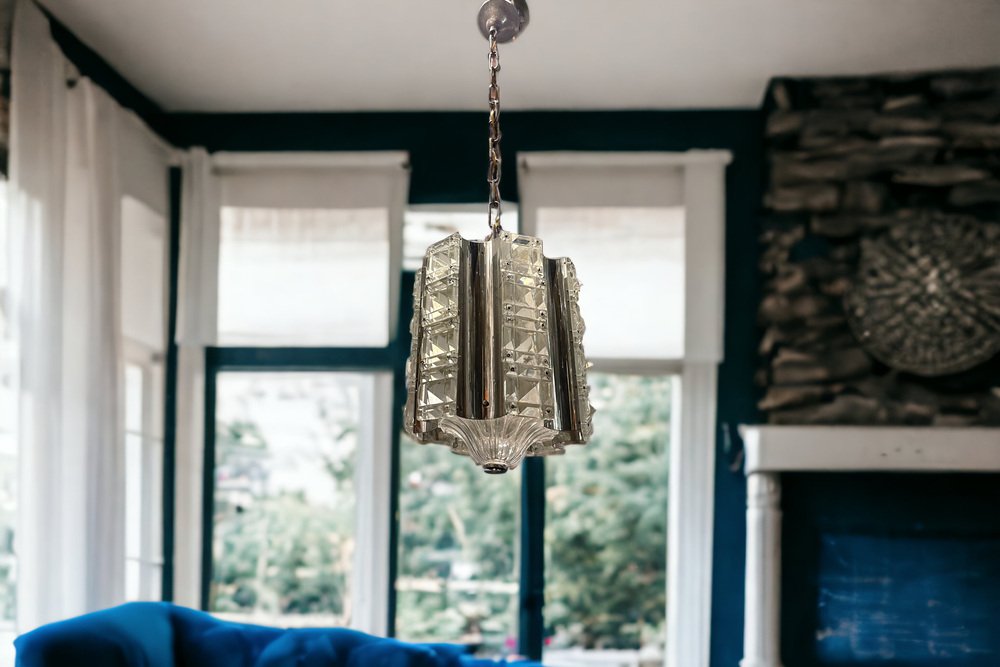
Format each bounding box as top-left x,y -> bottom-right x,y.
478,0 -> 529,43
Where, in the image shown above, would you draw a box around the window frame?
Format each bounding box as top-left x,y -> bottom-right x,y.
198,265 -> 410,634
201,354 -> 397,633
187,150 -> 729,667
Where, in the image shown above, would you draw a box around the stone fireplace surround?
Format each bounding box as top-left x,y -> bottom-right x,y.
738,425 -> 1000,667
758,68 -> 1000,427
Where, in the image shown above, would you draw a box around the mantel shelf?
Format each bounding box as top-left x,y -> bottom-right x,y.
739,425 -> 1000,667
740,425 -> 1000,475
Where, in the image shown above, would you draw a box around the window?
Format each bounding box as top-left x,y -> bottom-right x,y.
519,151 -> 730,667
209,372 -> 386,627
397,202 -> 681,665
522,167 -> 685,664
193,153 -> 408,636
121,195 -> 168,601
544,373 -> 673,665
187,151 -> 727,667
213,153 -> 409,348
124,357 -> 164,601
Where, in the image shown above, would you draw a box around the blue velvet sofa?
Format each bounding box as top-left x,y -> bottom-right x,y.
15,602 -> 540,667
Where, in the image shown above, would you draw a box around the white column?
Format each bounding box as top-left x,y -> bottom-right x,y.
665,363 -> 717,667
741,472 -> 783,667
351,373 -> 392,637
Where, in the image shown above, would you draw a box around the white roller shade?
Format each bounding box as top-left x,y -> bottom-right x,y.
517,152 -> 685,213
517,152 -> 689,362
216,152 -> 409,211
212,152 -> 410,346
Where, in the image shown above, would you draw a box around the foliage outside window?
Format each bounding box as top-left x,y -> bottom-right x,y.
544,373 -> 670,664
210,373 -> 360,626
396,439 -> 521,657
396,373 -> 672,665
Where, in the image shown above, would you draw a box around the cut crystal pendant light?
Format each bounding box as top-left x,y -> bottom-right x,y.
403,0 -> 594,474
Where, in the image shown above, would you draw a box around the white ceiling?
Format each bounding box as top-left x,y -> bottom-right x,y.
40,0 -> 1000,112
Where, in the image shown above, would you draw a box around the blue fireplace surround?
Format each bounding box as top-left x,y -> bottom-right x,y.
15,603 -> 539,667
781,473 -> 1000,667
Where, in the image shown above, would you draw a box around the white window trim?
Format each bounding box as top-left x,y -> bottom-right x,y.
351,373 -> 394,636
518,150 -> 731,667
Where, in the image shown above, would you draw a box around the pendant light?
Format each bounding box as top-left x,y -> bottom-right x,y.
403,0 -> 593,474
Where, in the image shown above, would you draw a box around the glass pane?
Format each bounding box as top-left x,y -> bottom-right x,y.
124,363 -> 143,433
210,372 -> 364,627
544,373 -> 672,665
396,436 -> 520,657
404,207 -> 518,271
121,196 -> 166,350
217,207 -> 390,346
125,434 -> 143,562
536,207 -> 684,359
143,436 -> 164,582
125,558 -> 141,602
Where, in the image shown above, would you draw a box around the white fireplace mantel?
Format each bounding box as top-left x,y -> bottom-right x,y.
738,425 -> 1000,667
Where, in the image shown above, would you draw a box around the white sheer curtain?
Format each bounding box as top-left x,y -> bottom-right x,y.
11,0 -> 130,630
171,147 -> 219,607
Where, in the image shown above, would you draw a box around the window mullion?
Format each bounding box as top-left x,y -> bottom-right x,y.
518,457 -> 546,661
198,356 -> 217,611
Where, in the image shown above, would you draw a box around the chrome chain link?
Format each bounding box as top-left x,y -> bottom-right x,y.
487,27 -> 503,233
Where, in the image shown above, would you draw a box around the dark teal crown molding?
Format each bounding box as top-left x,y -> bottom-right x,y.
43,4 -> 174,139
163,110 -> 762,204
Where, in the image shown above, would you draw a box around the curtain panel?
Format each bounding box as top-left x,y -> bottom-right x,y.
10,0 -> 173,631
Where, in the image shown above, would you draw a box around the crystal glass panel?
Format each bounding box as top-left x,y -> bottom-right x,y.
544,373 -> 672,665
413,235 -> 461,423
396,433 -> 520,657
499,234 -> 555,423
536,207 -> 685,360
210,372 -> 364,627
217,207 -> 390,346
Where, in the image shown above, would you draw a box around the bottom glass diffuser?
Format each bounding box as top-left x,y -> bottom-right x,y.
440,414 -> 557,474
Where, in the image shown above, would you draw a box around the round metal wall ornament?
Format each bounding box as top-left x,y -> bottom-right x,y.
844,215 -> 1000,376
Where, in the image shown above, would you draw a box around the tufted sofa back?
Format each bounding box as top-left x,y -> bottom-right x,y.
15,602 -> 521,667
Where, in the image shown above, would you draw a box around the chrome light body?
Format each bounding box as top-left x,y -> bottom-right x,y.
404,231 -> 593,473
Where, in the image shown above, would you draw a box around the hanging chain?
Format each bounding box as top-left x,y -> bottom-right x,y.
487,27 -> 503,233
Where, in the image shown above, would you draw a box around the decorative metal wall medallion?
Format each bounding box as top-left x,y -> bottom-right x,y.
845,215 -> 1000,376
